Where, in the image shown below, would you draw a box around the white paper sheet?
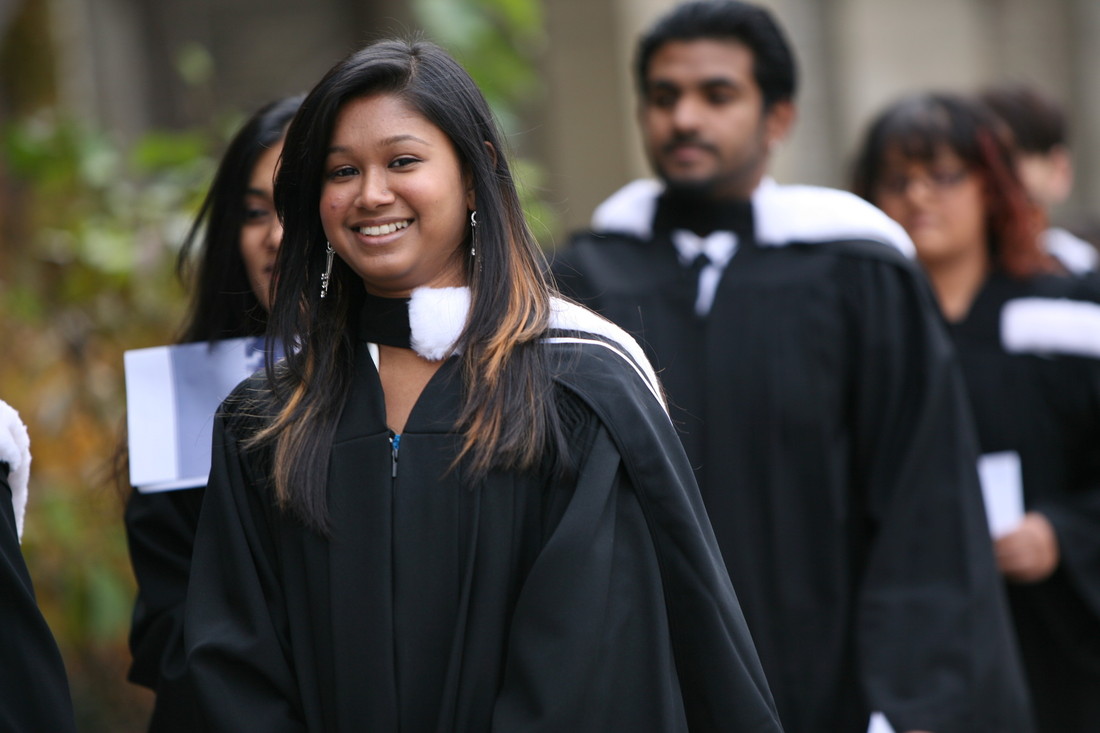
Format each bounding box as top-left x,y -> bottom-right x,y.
977,450 -> 1026,538
867,712 -> 896,733
125,337 -> 270,492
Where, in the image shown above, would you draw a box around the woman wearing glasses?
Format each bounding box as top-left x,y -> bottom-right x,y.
853,92 -> 1100,732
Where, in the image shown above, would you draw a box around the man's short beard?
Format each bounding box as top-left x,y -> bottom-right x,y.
659,173 -> 721,200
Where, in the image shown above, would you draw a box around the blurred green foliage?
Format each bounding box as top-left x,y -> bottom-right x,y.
416,0 -> 543,126
415,0 -> 558,242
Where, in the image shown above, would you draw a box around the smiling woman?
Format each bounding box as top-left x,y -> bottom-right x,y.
182,37 -> 782,733
320,93 -> 471,297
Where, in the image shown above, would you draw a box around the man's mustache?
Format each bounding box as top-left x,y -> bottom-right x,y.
662,135 -> 719,156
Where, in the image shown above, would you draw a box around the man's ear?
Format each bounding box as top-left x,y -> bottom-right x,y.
764,100 -> 796,151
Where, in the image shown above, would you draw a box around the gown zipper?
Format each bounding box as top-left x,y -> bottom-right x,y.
389,431 -> 401,478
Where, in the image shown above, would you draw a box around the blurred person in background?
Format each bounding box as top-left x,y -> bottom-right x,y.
552,2 -> 1031,732
0,398 -> 78,732
123,94 -> 302,733
853,91 -> 1100,733
979,83 -> 1098,275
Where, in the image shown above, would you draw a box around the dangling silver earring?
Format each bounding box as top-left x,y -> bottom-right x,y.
320,241 -> 335,299
469,210 -> 478,258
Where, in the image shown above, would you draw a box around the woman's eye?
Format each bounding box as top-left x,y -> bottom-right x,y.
328,165 -> 357,179
390,156 -> 420,169
244,202 -> 272,221
881,177 -> 907,194
930,168 -> 968,187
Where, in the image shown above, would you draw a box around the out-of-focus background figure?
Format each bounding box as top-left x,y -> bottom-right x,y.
853,90 -> 1100,733
979,83 -> 1099,275
122,95 -> 301,733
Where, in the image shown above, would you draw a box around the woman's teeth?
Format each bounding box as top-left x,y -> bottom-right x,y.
358,220 -> 410,236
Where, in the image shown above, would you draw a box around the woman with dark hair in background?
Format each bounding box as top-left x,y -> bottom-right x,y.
175,95 -> 305,339
183,38 -> 781,732
853,92 -> 1100,732
124,94 -> 302,733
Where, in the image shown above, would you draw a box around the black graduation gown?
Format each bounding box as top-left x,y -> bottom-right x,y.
552,181 -> 1032,733
183,333 -> 782,732
949,271 -> 1100,732
0,463 -> 77,733
125,486 -> 209,732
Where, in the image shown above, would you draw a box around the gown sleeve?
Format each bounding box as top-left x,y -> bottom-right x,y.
0,464 -> 77,733
848,259 -> 1032,733
1039,276 -> 1100,619
1033,354 -> 1100,619
492,369 -> 782,733
124,485 -> 208,732
184,414 -> 305,733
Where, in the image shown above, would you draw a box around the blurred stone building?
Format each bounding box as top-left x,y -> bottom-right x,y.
7,0 -> 1098,239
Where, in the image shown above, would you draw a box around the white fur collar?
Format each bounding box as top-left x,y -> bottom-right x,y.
1001,297 -> 1100,359
592,177 -> 915,258
406,286 -> 664,408
408,286 -> 472,360
591,179 -> 663,240
0,400 -> 30,541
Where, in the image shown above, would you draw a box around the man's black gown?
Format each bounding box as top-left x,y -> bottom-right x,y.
552,179 -> 1033,733
183,302 -> 782,733
949,271 -> 1100,732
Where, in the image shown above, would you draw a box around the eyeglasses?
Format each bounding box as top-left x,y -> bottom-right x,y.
875,166 -> 971,196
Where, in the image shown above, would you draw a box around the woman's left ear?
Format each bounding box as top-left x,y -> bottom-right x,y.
483,140 -> 498,166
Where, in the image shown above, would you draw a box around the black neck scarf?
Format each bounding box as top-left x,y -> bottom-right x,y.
357,291 -> 412,348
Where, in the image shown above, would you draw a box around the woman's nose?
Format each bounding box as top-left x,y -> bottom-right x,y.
357,169 -> 396,208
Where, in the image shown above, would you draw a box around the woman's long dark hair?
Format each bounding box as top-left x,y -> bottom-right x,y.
851,92 -> 1049,279
259,39 -> 561,532
113,96 -> 303,496
177,95 -> 304,343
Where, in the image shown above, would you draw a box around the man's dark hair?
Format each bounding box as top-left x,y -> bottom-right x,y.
979,83 -> 1068,154
636,0 -> 797,108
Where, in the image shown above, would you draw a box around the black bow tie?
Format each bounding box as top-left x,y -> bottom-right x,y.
653,191 -> 754,240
